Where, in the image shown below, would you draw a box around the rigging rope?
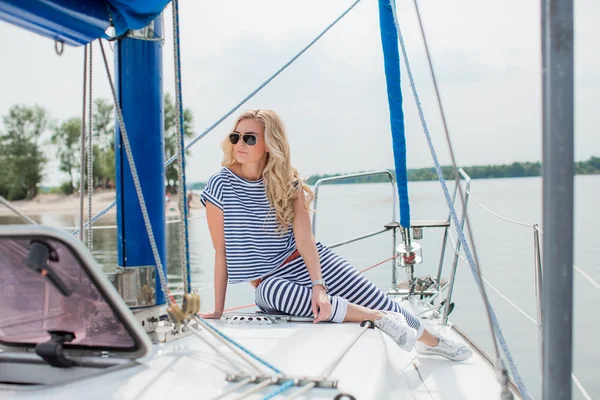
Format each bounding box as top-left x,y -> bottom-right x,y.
389,0 -> 529,397
461,191 -> 600,293
87,43 -> 94,251
573,266 -> 600,291
79,44 -> 88,241
280,322 -> 375,400
469,193 -> 535,228
60,214 -> 205,231
194,315 -> 282,374
186,323 -> 248,375
171,0 -> 192,294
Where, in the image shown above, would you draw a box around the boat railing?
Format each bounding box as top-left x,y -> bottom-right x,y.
311,169 -> 398,235
447,183 -> 595,400
310,169 -> 472,311
311,169 -> 400,286
310,169 -> 596,399
438,168 -> 471,324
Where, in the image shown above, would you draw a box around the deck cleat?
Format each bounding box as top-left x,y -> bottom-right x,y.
166,303 -> 186,326
182,293 -> 201,317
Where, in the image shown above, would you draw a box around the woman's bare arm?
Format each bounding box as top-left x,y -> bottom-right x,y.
292,189 -> 331,322
292,191 -> 322,282
204,201 -> 228,317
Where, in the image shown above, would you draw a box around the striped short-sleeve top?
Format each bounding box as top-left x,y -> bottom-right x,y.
200,167 -> 297,284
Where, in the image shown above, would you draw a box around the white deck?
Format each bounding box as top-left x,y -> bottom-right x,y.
0,311 -> 511,399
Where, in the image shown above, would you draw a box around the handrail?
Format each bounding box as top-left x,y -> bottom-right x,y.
311,170 -> 400,289
327,228 -> 390,250
311,170 -> 396,235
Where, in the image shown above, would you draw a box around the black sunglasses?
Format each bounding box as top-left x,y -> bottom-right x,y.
229,133 -> 258,146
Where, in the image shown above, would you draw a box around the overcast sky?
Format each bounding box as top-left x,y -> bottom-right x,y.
0,0 -> 597,186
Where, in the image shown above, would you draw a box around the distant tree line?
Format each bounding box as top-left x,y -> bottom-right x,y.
187,157 -> 600,190
0,93 -> 194,201
304,158 -> 600,185
302,158 -> 600,185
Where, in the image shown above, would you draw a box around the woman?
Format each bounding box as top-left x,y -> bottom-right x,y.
200,109 -> 471,361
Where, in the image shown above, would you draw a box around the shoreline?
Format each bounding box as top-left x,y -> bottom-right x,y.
0,189 -> 206,219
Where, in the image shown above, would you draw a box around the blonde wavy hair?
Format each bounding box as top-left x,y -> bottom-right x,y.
221,109 -> 314,233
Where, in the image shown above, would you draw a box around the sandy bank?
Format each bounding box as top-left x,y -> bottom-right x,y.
0,190 -> 206,219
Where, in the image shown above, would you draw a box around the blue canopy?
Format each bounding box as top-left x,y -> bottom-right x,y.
0,0 -> 170,46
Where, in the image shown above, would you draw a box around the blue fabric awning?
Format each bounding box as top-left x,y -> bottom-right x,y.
106,0 -> 171,39
0,0 -> 170,46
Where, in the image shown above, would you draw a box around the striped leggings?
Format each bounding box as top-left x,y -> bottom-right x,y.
255,243 -> 423,335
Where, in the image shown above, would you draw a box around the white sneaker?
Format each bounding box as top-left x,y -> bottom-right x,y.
374,314 -> 417,351
415,334 -> 473,361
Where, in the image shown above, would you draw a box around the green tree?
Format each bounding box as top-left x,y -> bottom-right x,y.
91,98 -> 115,189
588,156 -> 600,171
78,94 -> 194,192
0,105 -> 49,200
93,98 -> 114,150
92,144 -> 115,189
51,117 -> 81,194
164,92 -> 194,193
65,99 -> 115,191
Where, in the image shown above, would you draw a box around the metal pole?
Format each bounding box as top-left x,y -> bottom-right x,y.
442,175 -> 471,324
391,227 -> 398,290
435,181 -> 458,289
311,185 -> 320,236
402,227 -> 413,283
309,170 -> 397,288
541,0 -> 574,398
391,177 -> 398,290
115,16 -> 168,306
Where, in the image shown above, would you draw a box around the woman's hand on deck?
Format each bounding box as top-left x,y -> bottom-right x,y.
200,311 -> 223,319
312,286 -> 332,323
